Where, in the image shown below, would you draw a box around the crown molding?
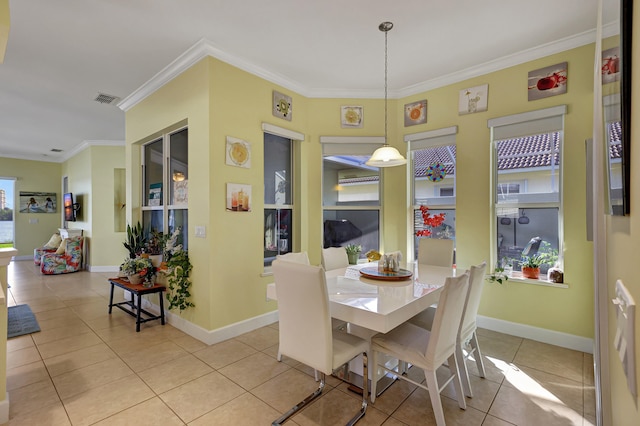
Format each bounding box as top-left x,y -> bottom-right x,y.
119,23 -> 618,110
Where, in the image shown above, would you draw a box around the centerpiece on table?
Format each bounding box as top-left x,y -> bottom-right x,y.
345,244 -> 362,265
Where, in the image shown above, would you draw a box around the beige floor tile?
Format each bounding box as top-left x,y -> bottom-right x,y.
159,371 -> 245,423
218,351 -> 292,390
381,417 -> 409,426
464,352 -> 509,384
32,322 -> 93,345
92,397 -> 185,426
393,387 -> 486,426
19,297 -> 68,314
193,338 -> 257,369
513,339 -> 584,383
583,384 -> 596,417
138,353 -> 213,394
7,346 -> 41,370
62,375 -> 155,426
482,414 -> 516,425
6,335 -> 35,353
52,357 -> 134,400
476,333 -> 522,362
34,306 -> 78,321
171,333 -> 208,353
189,392 -> 282,425
293,362 -> 344,388
263,343 -> 303,367
6,360 -> 50,392
489,380 -> 584,426
5,401 -> 71,426
359,374 -> 418,415
104,331 -> 169,356
252,368 -> 323,414
8,379 -> 60,419
120,340 -> 188,372
43,342 -> 118,377
36,331 -> 102,359
291,387 -> 387,426
233,325 -> 280,351
441,370 -> 501,412
583,353 -> 595,386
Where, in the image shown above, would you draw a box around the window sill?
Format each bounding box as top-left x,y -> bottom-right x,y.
506,273 -> 568,288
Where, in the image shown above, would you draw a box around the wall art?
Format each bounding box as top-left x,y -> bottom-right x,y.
226,136 -> 251,168
404,100 -> 427,126
341,106 -> 363,128
226,183 -> 251,212
458,84 -> 488,115
528,62 -> 567,101
19,191 -> 57,213
602,46 -> 620,84
273,91 -> 292,121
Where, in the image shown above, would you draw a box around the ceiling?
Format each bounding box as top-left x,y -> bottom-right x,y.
0,0 -> 619,163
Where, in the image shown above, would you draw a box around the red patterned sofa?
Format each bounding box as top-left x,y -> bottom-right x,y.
40,235 -> 84,274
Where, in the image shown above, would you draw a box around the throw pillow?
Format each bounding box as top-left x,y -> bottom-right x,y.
56,238 -> 67,255
44,233 -> 62,249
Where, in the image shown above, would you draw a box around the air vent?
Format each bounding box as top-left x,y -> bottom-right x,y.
50,148 -> 63,153
94,93 -> 120,105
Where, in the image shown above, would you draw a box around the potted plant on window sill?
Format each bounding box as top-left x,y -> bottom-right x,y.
345,244 -> 362,265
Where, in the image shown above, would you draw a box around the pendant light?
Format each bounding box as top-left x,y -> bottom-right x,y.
366,22 -> 407,167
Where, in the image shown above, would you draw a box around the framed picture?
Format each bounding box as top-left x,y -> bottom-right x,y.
404,100 -> 427,126
273,91 -> 292,121
528,62 -> 567,101
226,183 -> 251,212
226,136 -> 251,168
458,84 -> 488,115
341,106 -> 363,128
19,191 -> 57,213
602,46 -> 620,84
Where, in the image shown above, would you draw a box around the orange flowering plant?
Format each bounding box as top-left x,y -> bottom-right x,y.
415,205 -> 446,237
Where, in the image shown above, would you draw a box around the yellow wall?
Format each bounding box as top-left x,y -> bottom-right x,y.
0,158 -> 61,256
606,5 -> 640,424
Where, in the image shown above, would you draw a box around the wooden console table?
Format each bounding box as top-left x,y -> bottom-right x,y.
107,277 -> 166,332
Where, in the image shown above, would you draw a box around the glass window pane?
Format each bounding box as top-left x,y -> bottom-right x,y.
264,208 -> 292,267
169,128 -> 188,205
264,134 -> 292,205
413,208 -> 456,258
323,156 -> 380,207
496,132 -> 561,204
144,138 -> 164,207
142,210 -> 163,238
496,207 -> 558,274
169,209 -> 188,250
413,144 -> 456,206
322,210 -> 379,261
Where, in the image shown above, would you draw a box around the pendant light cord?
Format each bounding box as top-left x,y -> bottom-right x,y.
384,26 -> 388,145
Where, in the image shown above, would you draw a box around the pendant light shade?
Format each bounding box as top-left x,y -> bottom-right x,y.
366,21 -> 407,168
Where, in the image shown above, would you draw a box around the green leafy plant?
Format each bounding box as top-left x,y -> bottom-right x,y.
124,222 -> 146,259
486,264 -> 509,285
120,256 -> 153,276
163,228 -> 195,312
144,228 -> 168,255
521,241 -> 558,269
345,244 -> 362,255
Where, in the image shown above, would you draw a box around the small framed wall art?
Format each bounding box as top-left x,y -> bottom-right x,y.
341,106 -> 363,128
19,191 -> 57,213
528,62 -> 567,101
226,136 -> 251,168
404,100 -> 427,126
226,183 -> 251,212
458,84 -> 488,115
273,91 -> 292,121
602,46 -> 620,84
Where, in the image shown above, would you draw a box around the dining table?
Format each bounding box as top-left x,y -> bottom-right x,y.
266,261 -> 456,394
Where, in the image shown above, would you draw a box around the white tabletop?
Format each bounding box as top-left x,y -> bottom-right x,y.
267,262 -> 454,334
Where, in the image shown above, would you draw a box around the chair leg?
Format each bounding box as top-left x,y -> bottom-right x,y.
272,373 -> 326,426
277,349 -> 282,362
456,343 -> 473,398
346,351 -> 368,426
424,369 -> 446,426
447,353 -> 467,410
370,350 -> 378,403
470,332 -> 486,378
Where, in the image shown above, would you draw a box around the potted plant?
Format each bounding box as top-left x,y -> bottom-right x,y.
124,222 -> 146,259
345,244 -> 362,265
120,256 -> 154,285
486,264 -> 509,285
144,228 -> 167,266
163,228 -> 195,312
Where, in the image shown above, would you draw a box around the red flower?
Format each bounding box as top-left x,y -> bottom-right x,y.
415,205 -> 446,237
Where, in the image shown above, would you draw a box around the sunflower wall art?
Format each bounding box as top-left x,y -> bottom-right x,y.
341,106 -> 363,128
404,100 -> 427,126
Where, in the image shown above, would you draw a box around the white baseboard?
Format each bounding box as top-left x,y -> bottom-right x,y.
88,265 -> 119,273
0,393 -> 10,424
134,294 -> 279,345
13,255 -> 31,261
477,315 -> 594,354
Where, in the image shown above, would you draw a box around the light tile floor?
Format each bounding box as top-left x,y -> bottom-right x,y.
4,261 -> 596,425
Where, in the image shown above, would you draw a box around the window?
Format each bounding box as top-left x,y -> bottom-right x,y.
406,126 -> 457,261
489,106 -> 565,277
141,127 -> 188,249
321,137 -> 382,261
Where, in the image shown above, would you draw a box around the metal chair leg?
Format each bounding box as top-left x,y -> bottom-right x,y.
272,374 -> 326,426
346,351 -> 368,426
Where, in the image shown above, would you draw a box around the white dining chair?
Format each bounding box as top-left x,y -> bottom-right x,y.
417,238 -> 455,267
321,246 -> 349,271
408,261 -> 487,398
272,260 -> 369,426
277,251 -> 310,265
370,271 -> 470,426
